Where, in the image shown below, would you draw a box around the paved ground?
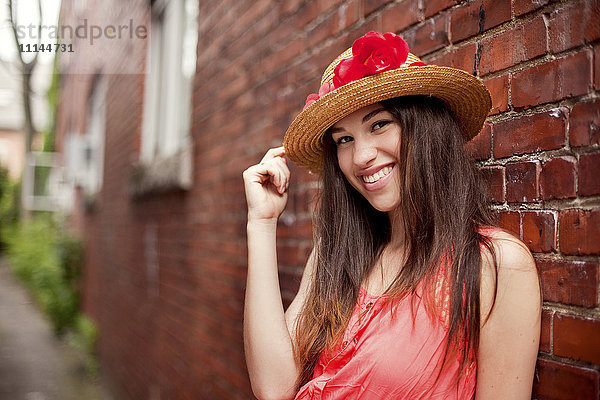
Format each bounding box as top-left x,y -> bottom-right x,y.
0,258 -> 115,400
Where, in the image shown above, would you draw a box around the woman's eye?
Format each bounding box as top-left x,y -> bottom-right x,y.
372,120 -> 391,131
335,136 -> 353,146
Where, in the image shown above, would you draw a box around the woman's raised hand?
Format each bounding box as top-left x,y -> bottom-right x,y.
243,146 -> 290,222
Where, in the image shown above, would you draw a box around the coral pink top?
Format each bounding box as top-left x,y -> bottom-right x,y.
294,259 -> 480,400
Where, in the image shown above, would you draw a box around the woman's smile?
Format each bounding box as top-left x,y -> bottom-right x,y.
357,163 -> 396,190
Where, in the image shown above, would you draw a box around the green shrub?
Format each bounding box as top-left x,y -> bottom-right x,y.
4,212 -> 98,376
56,231 -> 83,287
0,166 -> 9,207
5,215 -> 81,334
0,166 -> 20,251
68,314 -> 99,377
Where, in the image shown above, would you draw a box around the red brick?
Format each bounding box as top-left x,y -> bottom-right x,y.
309,36 -> 350,79
277,219 -> 314,240
316,0 -> 346,14
481,166 -> 505,203
513,0 -> 549,16
464,122 -> 491,160
479,15 -> 547,76
406,14 -> 448,56
492,108 -> 567,159
347,17 -> 382,46
558,209 -> 600,255
512,50 -> 593,109
381,0 -> 419,35
579,152 -> 600,196
595,45 -> 600,90
268,18 -> 296,44
422,0 -> 458,18
306,12 -> 336,48
537,259 -> 599,307
539,309 -> 552,352
505,161 -> 540,203
430,42 -> 477,73
229,0 -> 277,42
533,358 -> 600,400
522,211 -> 556,253
540,156 -> 577,200
450,0 -> 511,43
280,0 -> 305,15
570,98 -> 600,147
292,1 -> 320,30
496,211 -> 520,237
547,0 -> 600,53
554,313 -> 600,364
479,0 -> 512,31
484,74 -> 509,115
333,0 -> 361,34
362,0 -> 394,17
275,36 -> 305,67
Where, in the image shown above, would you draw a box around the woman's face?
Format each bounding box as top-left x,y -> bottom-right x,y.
330,103 -> 402,212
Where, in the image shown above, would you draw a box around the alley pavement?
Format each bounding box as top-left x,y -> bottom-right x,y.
0,258 -> 114,400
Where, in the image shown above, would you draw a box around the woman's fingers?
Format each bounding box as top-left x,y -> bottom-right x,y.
259,146 -> 285,164
242,147 -> 291,221
265,158 -> 288,194
247,154 -> 289,194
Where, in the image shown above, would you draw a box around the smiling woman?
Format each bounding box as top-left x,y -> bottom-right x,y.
242,31 -> 540,400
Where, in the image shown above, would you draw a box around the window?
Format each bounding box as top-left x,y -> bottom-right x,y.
135,0 -> 198,195
62,75 -> 106,209
84,75 -> 106,197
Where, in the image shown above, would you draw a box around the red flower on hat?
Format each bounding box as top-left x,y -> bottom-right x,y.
333,31 -> 409,88
303,82 -> 336,110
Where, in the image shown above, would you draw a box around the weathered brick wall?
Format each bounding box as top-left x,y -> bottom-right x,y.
55,0 -> 599,399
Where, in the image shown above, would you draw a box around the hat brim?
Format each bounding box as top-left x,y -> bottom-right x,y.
284,65 -> 492,174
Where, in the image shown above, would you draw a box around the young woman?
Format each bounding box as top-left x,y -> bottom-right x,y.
243,32 -> 540,400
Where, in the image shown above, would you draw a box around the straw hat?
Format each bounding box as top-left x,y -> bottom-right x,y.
283,31 -> 492,174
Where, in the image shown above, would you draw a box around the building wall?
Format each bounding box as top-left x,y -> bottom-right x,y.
55,1 -> 600,399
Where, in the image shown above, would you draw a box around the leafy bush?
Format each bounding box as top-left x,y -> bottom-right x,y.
68,314 -> 99,377
5,215 -> 81,334
5,214 -> 99,376
0,166 -> 20,251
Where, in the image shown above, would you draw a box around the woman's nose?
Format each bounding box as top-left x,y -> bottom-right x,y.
353,138 -> 377,167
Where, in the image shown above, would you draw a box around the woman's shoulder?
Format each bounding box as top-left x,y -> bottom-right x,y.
477,226 -> 536,273
477,226 -> 540,322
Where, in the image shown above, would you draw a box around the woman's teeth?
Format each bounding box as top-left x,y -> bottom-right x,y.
362,165 -> 393,183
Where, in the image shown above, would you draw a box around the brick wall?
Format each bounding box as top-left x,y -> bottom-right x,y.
55,0 -> 599,399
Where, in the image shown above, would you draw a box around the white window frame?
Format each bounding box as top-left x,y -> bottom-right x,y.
136,0 -> 197,195
60,76 -> 106,209
84,75 -> 106,198
22,151 -> 66,212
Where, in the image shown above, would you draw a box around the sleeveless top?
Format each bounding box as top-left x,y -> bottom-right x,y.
292,228 -> 501,400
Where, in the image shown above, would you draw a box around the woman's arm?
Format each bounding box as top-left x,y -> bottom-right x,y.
476,230 -> 541,399
243,146 -> 305,400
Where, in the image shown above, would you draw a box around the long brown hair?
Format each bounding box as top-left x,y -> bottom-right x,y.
293,95 -> 497,389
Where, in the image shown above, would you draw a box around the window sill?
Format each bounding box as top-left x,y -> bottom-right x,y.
130,146 -> 193,197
